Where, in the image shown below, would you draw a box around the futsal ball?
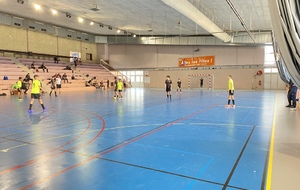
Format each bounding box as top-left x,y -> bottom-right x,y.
113,96 -> 116,100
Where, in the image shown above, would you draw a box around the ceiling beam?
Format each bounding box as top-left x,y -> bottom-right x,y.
161,0 -> 232,42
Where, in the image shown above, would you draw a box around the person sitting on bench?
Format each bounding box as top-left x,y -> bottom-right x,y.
30,63 -> 36,70
11,82 -> 18,95
38,63 -> 48,72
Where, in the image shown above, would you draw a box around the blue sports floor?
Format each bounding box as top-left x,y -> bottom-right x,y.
0,88 -> 276,190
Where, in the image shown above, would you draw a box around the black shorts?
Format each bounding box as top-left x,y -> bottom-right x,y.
166,87 -> 171,92
229,90 -> 234,95
118,90 -> 122,92
31,94 -> 41,99
56,84 -> 61,88
18,88 -> 22,92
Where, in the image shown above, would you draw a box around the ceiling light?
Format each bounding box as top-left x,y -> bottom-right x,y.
34,4 -> 41,10
66,12 -> 71,18
17,0 -> 24,4
78,18 -> 83,23
90,5 -> 100,12
90,21 -> 94,25
117,29 -> 121,33
52,9 -> 57,15
133,34 -> 136,38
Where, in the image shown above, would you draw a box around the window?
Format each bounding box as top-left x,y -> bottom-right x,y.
136,76 -> 143,82
264,45 -> 278,73
119,70 -> 144,83
264,46 -> 275,65
130,76 -> 135,82
86,53 -> 92,60
264,68 -> 272,73
136,71 -> 143,75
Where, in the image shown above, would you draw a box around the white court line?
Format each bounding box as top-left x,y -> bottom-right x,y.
216,104 -> 261,109
175,122 -> 253,127
0,123 -> 164,152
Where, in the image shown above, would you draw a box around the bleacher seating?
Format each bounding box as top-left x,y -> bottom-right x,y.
0,56 -> 117,94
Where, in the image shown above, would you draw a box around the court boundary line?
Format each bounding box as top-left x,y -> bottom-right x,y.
262,92 -> 278,189
0,113 -> 91,153
99,157 -> 247,190
20,105 -> 218,190
0,111 -> 105,176
222,125 -> 256,189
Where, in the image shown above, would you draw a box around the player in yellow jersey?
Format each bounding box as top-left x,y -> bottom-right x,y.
117,78 -> 123,99
17,77 -> 23,100
28,75 -> 47,113
227,75 -> 235,108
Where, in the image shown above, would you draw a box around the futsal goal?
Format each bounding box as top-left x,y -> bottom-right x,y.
188,74 -> 214,89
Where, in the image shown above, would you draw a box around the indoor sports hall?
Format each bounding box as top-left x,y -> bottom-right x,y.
0,0 -> 300,190
0,88 -> 299,190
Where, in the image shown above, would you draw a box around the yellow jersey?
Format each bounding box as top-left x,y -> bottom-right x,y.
228,78 -> 234,90
31,80 -> 41,94
117,81 -> 123,90
17,80 -> 22,88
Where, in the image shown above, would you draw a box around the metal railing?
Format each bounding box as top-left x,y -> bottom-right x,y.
99,59 -> 131,87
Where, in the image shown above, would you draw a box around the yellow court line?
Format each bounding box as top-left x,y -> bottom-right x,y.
266,92 -> 278,190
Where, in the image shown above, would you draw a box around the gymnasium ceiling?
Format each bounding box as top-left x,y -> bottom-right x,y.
0,0 -> 272,38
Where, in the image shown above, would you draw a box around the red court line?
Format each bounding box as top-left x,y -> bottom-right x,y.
20,105 -> 217,190
0,111 -> 105,175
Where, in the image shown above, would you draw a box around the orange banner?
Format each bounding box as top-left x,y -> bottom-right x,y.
178,56 -> 215,67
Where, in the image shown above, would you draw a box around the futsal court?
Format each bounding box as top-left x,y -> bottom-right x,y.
0,88 -> 290,189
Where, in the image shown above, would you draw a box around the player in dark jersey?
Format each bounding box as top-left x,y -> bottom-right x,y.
177,78 -> 182,93
165,75 -> 172,99
113,76 -> 118,99
200,78 -> 203,88
48,75 -> 57,97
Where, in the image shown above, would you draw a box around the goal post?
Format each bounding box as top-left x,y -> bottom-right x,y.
188,74 -> 214,89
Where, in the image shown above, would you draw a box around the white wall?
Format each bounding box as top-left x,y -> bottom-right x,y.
98,44 -> 271,90
106,45 -> 264,68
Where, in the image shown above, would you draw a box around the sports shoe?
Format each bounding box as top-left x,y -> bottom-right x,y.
286,105 -> 292,108
28,110 -> 33,113
43,107 -> 48,112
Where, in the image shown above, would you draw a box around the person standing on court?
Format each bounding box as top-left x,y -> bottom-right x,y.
107,78 -> 110,88
177,78 -> 182,93
227,75 -> 235,107
113,76 -> 118,99
28,75 -> 46,113
17,77 -> 23,100
117,78 -> 124,99
165,75 -> 172,99
48,75 -> 57,97
287,79 -> 298,110
200,78 -> 204,88
56,74 -> 62,94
